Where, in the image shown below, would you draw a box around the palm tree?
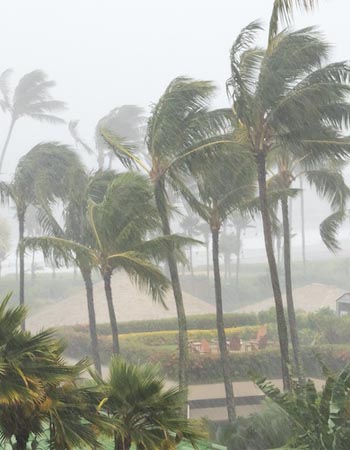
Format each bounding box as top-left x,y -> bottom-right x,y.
269,152 -> 349,383
0,143 -> 82,328
102,77 -> 233,393
93,356 -> 201,450
0,69 -> 66,174
0,294 -> 110,450
69,104 -> 145,169
179,152 -> 256,424
227,23 -> 350,389
26,172 -> 175,356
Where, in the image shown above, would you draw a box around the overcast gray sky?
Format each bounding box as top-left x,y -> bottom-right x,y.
0,0 -> 347,175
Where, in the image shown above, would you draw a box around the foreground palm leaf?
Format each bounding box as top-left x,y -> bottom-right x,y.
94,356 -> 201,450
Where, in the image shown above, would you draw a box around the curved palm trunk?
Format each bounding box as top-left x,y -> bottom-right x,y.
103,269 -> 120,354
0,118 -> 15,174
281,197 -> 303,384
257,152 -> 290,390
212,227 -> 236,423
18,211 -> 25,330
81,267 -> 101,374
154,183 -> 188,394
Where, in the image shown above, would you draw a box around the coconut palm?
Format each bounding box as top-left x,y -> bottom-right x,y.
268,152 -> 349,383
0,69 -> 66,174
69,104 -> 145,169
0,143 -> 83,328
25,172 -> 179,356
0,294 -> 110,450
93,356 -> 201,450
179,152 -> 256,423
227,23 -> 350,388
102,77 -> 233,393
31,171 -> 115,374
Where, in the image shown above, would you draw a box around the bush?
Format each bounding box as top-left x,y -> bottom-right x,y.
62,312 -> 265,337
157,345 -> 350,383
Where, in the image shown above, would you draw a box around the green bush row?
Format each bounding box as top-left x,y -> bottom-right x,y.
156,345 -> 350,383
61,311 -> 275,336
61,326 -> 350,383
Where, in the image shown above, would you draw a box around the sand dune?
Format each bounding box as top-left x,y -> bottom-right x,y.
27,273 -> 215,332
235,283 -> 346,313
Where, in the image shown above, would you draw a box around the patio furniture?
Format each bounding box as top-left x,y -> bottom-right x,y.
250,325 -> 268,350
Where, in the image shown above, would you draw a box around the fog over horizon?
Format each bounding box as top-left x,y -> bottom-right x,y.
1,0 -> 350,260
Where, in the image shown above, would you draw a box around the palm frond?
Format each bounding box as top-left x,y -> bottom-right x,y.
319,209 -> 347,253
268,0 -> 319,43
108,251 -> 169,306
0,68 -> 13,111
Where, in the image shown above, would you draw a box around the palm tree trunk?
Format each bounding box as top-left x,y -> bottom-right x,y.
18,211 -> 25,330
31,250 -> 36,282
154,183 -> 188,394
235,229 -> 241,301
212,227 -> 236,423
103,269 -> 120,354
281,197 -> 303,384
0,118 -> 15,174
81,267 -> 102,374
206,237 -> 210,279
15,435 -> 28,450
300,177 -> 306,274
256,151 -> 290,390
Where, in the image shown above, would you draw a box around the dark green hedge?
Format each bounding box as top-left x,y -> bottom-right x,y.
156,345 -> 350,383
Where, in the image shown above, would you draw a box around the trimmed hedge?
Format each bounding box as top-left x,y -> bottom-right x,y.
61,312 -> 266,336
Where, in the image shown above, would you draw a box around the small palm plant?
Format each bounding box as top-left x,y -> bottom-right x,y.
0,294 -> 110,450
94,356 -> 201,450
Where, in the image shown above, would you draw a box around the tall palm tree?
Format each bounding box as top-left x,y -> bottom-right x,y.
102,77 -> 233,393
179,152 -> 256,424
93,356 -> 201,450
0,69 -> 66,174
227,23 -> 350,389
269,152 -> 349,382
0,143 -> 82,328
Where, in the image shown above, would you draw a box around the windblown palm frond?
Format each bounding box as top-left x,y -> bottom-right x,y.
0,68 -> 13,112
95,357 -> 201,450
268,0 -> 319,44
